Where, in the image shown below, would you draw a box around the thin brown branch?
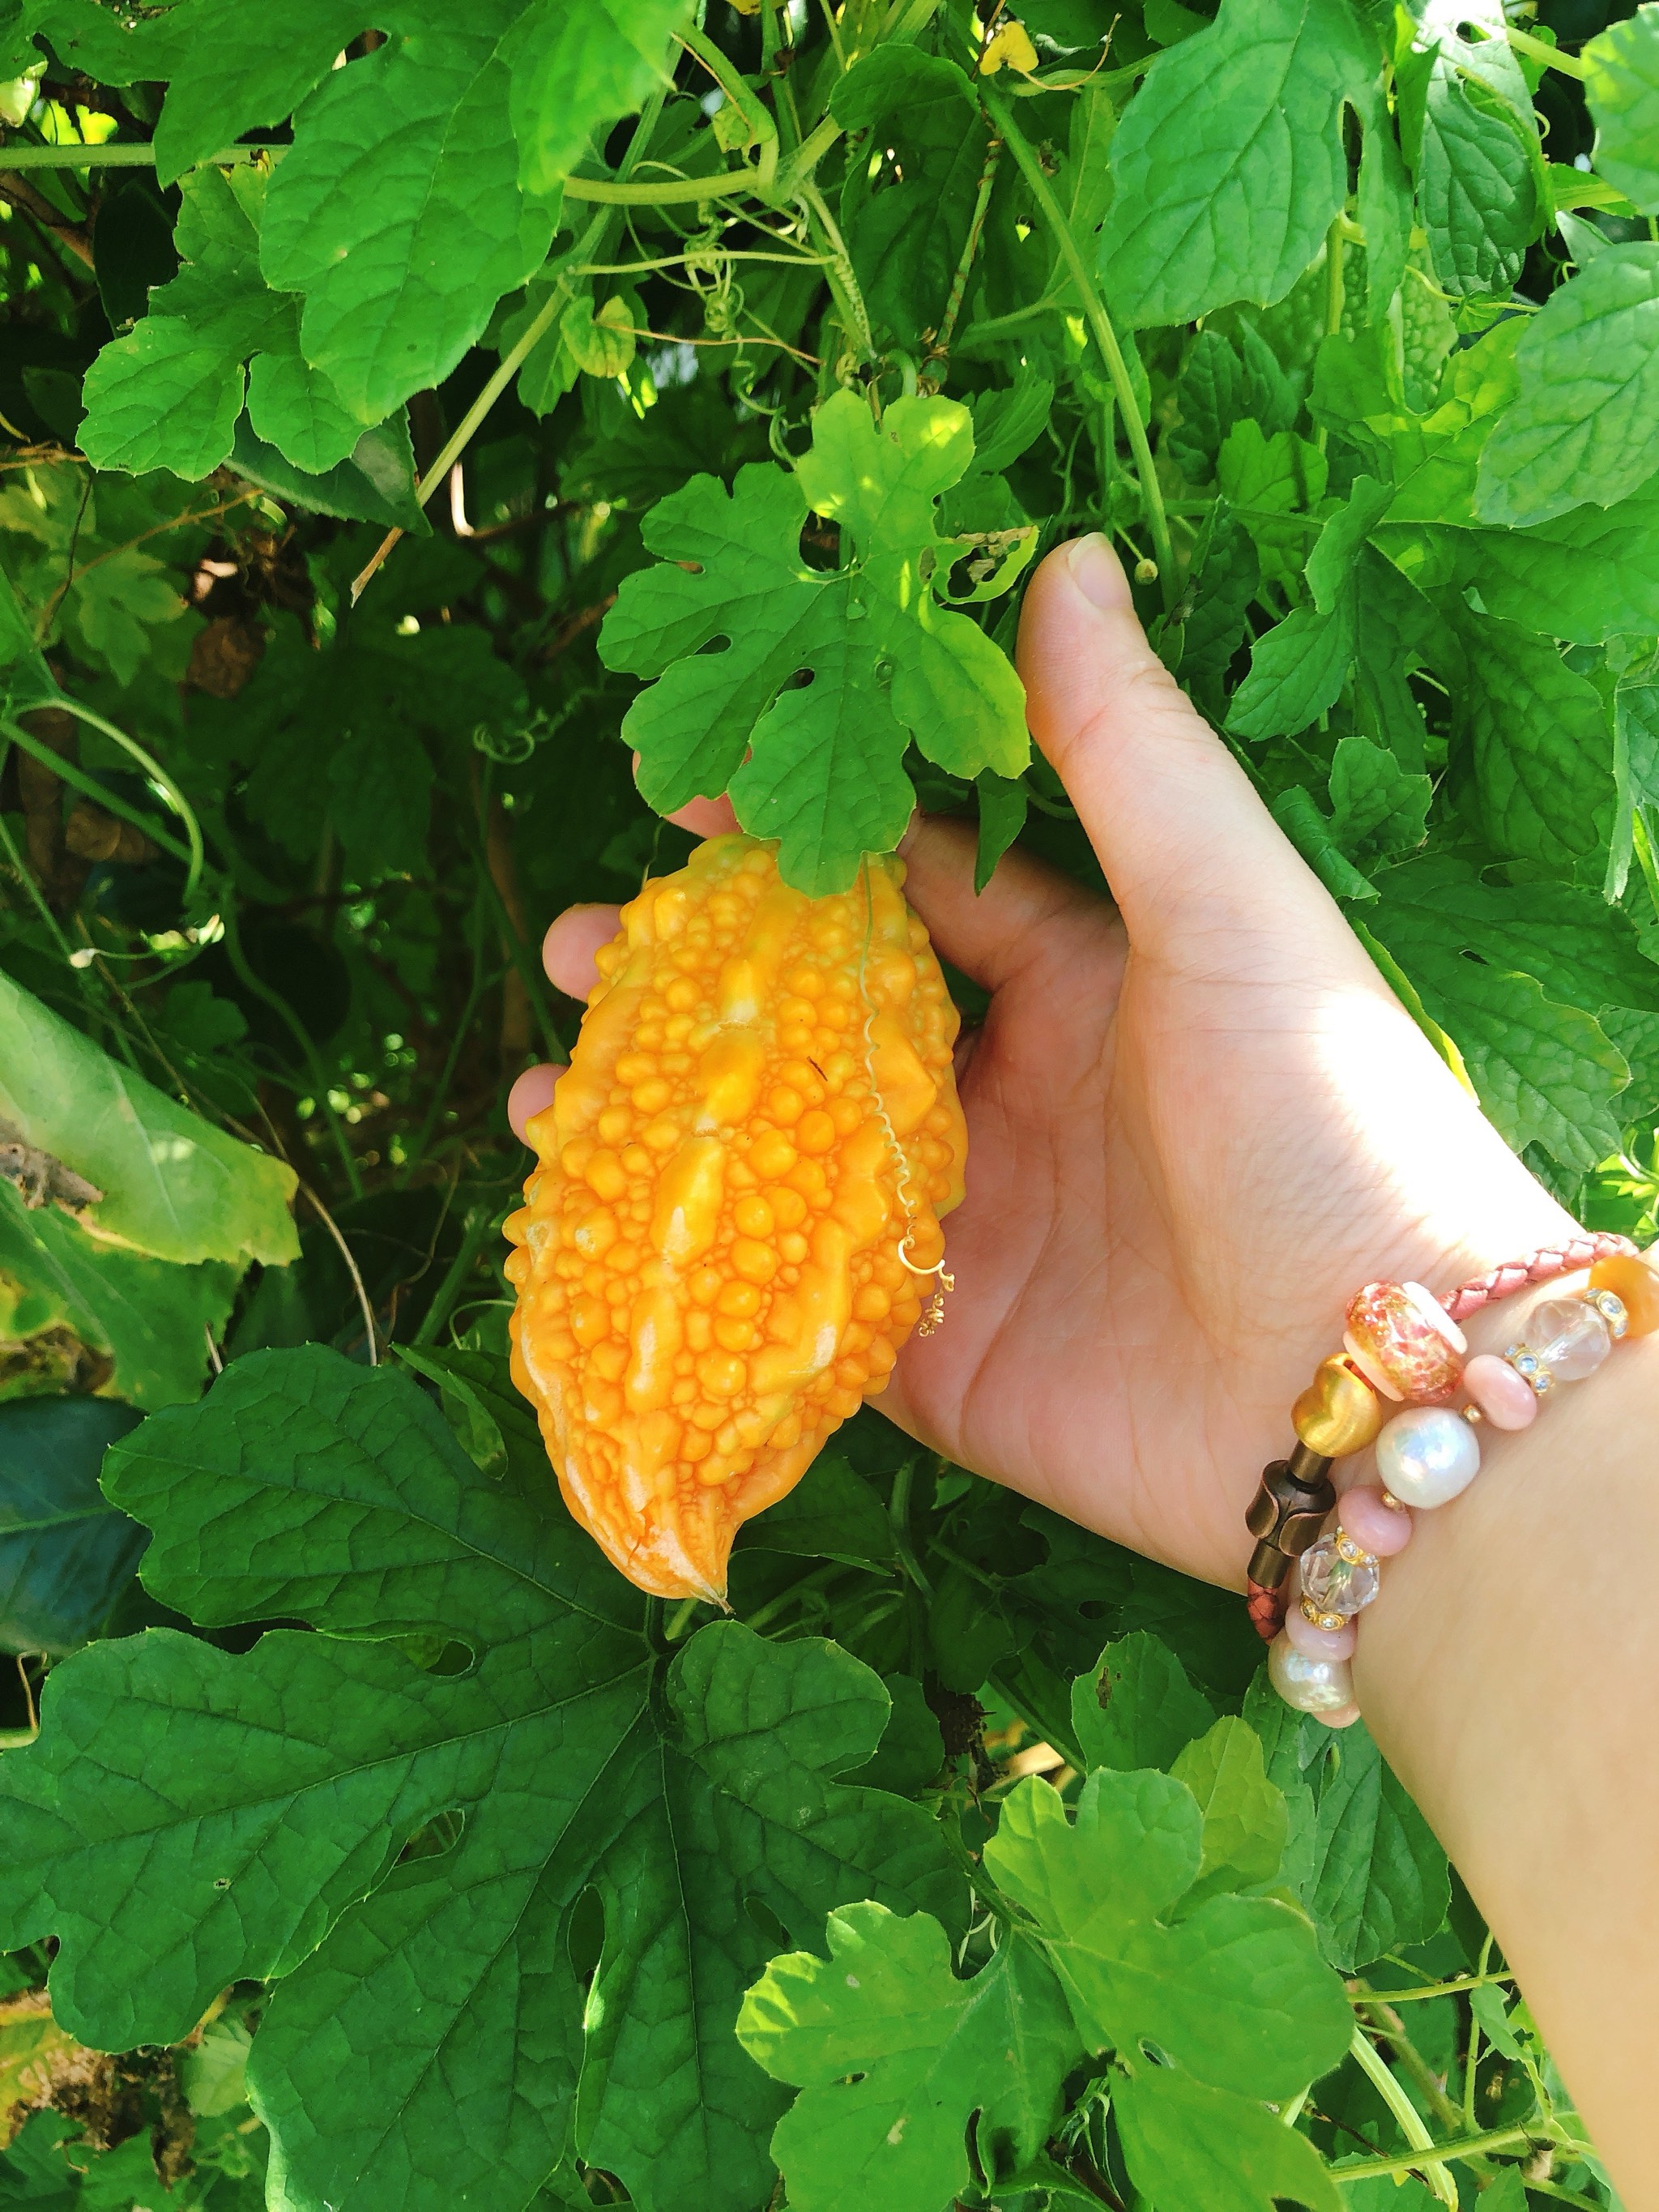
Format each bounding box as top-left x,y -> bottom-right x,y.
0,170 -> 94,267
537,593 -> 616,664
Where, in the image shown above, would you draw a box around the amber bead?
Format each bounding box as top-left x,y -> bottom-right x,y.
1589,1253 -> 1659,1338
505,834 -> 967,1604
1292,1352 -> 1384,1458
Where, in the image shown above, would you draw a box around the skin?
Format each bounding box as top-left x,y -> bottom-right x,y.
510,536 -> 1659,2197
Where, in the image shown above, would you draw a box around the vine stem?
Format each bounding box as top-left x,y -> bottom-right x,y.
977,80 -> 1176,612
1346,2024 -> 1458,2207
923,131 -> 1003,384
353,70 -> 676,602
1506,23 -> 1587,79
350,213 -> 608,604
0,140 -> 275,167
0,714 -> 194,877
1333,2126 -> 1538,2184
300,1182 -> 379,1361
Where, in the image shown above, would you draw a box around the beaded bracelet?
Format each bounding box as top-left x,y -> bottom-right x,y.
1244,1235 -> 1653,1727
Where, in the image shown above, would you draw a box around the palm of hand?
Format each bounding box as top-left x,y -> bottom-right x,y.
518,539 -> 1571,1591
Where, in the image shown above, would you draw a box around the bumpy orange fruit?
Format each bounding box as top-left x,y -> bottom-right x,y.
505,834 -> 966,1602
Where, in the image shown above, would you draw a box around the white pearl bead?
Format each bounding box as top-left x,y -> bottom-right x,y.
1375,1405 -> 1481,1509
1269,1631 -> 1355,1715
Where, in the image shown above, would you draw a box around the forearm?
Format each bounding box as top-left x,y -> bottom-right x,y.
1356,1304 -> 1659,2204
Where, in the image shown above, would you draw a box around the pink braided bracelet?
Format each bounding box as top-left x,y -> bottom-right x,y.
1246,1235 -> 1644,1670
1439,1233 -> 1639,1322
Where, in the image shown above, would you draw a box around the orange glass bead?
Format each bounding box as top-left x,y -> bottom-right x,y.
505,833 -> 967,1605
1292,1353 -> 1384,1458
1343,1280 -> 1466,1404
1589,1252 -> 1659,1337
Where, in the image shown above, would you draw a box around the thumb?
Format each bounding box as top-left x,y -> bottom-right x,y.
1017,534 -> 1342,964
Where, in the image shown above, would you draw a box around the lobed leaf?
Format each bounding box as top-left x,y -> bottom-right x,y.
600,392 -> 1028,892
739,1903 -> 1075,2212
0,1349 -> 959,2212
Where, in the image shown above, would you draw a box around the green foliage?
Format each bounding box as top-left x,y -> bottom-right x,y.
0,1398 -> 143,1652
0,1348 -> 957,2212
601,391 -> 1030,890
0,2 -> 1652,2206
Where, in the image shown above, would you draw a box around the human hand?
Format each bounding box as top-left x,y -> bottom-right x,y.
510,535 -> 1572,1587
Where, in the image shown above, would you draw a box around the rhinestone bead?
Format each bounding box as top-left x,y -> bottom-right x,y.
1375,1404 -> 1482,1509
1589,1288 -> 1629,1339
1520,1294 -> 1614,1385
1298,1530 -> 1381,1625
1504,1344 -> 1549,1394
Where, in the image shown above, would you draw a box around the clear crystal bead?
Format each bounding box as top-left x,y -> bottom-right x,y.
1299,1531 -> 1381,1624
1522,1295 -> 1613,1384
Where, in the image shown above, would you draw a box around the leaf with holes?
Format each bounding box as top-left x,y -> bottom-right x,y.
598,390 -> 1029,892
0,1348 -> 959,2212
738,1902 -> 1077,2212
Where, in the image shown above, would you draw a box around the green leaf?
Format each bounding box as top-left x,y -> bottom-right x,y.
151,0 -> 377,184
1362,865 -> 1634,1171
1269,786 -> 1379,902
739,1450 -> 896,1568
1070,1632 -> 1216,1774
78,317 -> 245,480
0,1181 -> 241,1411
738,1904 -> 1076,2212
1306,1727 -> 1452,1972
1099,0 -> 1385,327
504,0 -> 689,201
1475,244 -> 1659,527
260,14 -> 556,423
80,169 -> 360,481
0,1398 -> 144,1654
1226,604 -> 1350,740
1451,610 -> 1615,873
230,414 -> 429,531
1610,673 -> 1659,905
1169,329 -> 1297,484
15,0 -> 186,82
0,1348 -> 959,2212
1179,504 -> 1258,710
1437,477 -> 1659,645
560,292 -> 637,380
1115,2065 -> 1339,2212
983,1770 -> 1350,2095
1584,3 -> 1659,216
1215,421 -> 1327,583
1406,62 -> 1541,299
1327,735 -> 1431,865
1171,1717 -> 1289,1903
975,769 -> 1027,890
599,391 -> 1028,892
832,49 -> 983,354
1246,1681 -> 1449,1972
0,966 -> 298,1267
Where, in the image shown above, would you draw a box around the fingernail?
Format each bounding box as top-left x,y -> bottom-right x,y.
1066,532 -> 1125,613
